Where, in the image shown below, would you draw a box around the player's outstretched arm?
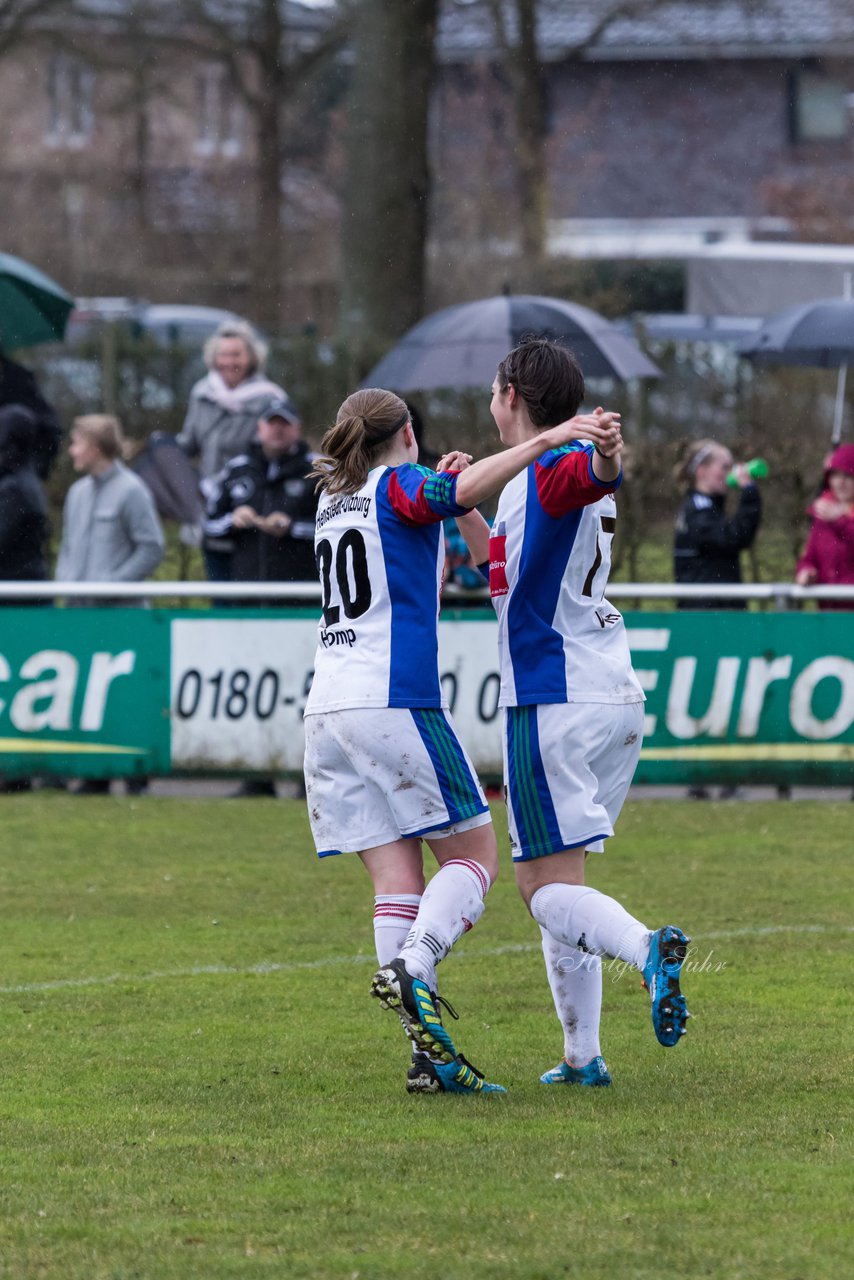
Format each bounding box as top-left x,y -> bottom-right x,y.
453,412 -> 622,509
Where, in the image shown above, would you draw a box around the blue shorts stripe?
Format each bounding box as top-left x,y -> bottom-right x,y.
506,708 -> 540,853
506,706 -> 564,858
411,709 -> 484,823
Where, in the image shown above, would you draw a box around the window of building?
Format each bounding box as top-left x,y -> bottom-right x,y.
45,53 -> 94,148
789,69 -> 848,143
195,64 -> 244,158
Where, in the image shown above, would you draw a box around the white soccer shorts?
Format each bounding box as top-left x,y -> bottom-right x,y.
503,700 -> 644,861
303,706 -> 490,857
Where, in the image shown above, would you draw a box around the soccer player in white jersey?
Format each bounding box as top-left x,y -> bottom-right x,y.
460,339 -> 691,1086
303,387 -> 620,1095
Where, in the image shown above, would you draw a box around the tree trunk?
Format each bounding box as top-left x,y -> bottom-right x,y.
339,0 -> 439,364
251,0 -> 285,333
511,0 -> 548,270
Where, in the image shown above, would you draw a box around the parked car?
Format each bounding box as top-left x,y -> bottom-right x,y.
34,300 -> 258,426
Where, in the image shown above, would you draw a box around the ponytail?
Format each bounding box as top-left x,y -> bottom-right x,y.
310,388 -> 410,495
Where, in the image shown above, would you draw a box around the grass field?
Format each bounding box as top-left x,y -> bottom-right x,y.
0,795 -> 850,1280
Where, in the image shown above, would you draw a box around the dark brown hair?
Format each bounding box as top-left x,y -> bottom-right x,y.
495,338 -> 585,427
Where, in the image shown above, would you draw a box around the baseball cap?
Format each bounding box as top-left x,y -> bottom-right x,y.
260,395 -> 300,424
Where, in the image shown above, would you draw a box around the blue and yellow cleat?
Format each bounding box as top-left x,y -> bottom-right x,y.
370,958 -> 458,1063
407,1051 -> 506,1095
642,925 -> 691,1047
540,1056 -> 612,1086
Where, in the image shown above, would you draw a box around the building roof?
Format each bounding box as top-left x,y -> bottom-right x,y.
437,0 -> 854,62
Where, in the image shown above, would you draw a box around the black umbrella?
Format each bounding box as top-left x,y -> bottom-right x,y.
133,432 -> 203,524
364,294 -> 662,391
738,297 -> 854,442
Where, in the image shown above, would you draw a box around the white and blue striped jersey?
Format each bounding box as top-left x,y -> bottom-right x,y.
304,463 -> 469,714
489,442 -> 644,707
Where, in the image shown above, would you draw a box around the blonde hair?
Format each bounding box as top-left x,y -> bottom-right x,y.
674,438 -> 730,488
72,414 -> 124,461
310,388 -> 410,495
203,320 -> 268,375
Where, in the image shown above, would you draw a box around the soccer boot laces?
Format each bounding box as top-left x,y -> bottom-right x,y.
642,925 -> 691,1047
370,958 -> 458,1062
540,1055 -> 612,1086
407,1050 -> 506,1095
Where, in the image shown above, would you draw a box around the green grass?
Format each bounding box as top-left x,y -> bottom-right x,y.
0,797 -> 850,1279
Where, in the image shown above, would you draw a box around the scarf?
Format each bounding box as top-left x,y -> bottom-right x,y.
196,370 -> 285,412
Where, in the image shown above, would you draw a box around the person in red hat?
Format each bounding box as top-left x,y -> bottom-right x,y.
795,443 -> 854,610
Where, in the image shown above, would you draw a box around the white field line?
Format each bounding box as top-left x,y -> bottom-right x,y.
0,923 -> 850,997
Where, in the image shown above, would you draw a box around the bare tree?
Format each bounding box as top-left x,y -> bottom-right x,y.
140,0 -> 347,332
487,0 -> 742,272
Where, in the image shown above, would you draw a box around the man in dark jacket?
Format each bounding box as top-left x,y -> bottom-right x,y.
0,354 -> 62,479
0,404 -> 49,593
0,403 -> 50,792
203,395 -> 318,589
203,395 -> 318,797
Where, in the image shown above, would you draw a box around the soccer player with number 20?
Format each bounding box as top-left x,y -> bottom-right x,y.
303,386 -> 627,1095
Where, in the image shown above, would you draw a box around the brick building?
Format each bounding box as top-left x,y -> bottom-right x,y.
0,0 -> 853,332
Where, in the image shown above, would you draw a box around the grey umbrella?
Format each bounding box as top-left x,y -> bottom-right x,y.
364,294 -> 662,391
738,297 -> 854,442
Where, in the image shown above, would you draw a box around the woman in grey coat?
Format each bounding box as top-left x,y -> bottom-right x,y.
177,321 -> 286,581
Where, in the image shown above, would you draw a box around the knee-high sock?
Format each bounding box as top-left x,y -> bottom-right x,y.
398,858 -> 491,987
540,926 -> 603,1067
530,882 -> 650,971
373,895 -> 421,966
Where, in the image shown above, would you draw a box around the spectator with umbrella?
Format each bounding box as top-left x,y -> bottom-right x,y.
0,251 -> 74,478
0,404 -> 51,793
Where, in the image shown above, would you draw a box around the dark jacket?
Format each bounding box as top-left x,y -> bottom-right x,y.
0,357 -> 62,479
673,485 -> 761,609
0,405 -> 49,588
203,440 -> 318,584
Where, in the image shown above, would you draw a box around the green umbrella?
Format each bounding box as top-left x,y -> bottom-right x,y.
0,252 -> 75,349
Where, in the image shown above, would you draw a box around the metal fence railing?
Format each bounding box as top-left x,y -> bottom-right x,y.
0,582 -> 852,606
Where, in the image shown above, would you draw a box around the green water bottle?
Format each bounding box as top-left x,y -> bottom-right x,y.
727,458 -> 768,487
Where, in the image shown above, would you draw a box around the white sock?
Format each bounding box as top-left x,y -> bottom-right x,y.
397,858 -> 491,987
530,883 -> 651,971
373,895 -> 421,966
540,927 -> 603,1067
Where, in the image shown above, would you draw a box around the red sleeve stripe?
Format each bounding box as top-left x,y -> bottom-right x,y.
387,470 -> 437,526
536,450 -> 618,518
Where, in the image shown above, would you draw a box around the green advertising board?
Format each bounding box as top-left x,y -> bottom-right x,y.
0,608 -> 851,786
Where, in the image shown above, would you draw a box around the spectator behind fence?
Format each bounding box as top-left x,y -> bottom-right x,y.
177,320 -> 286,582
0,351 -> 62,479
56,415 -> 165,795
0,404 -> 49,601
203,396 -> 318,797
203,395 -> 318,592
0,405 -> 50,794
794,443 -> 854,610
673,438 -> 762,611
673,438 -> 763,800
